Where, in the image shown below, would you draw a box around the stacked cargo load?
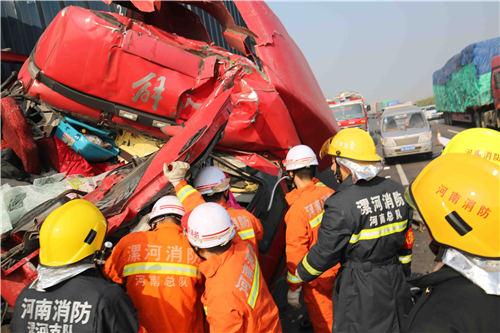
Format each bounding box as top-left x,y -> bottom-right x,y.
432,37 -> 500,127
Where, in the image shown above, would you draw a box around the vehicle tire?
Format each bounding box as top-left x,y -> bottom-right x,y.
444,112 -> 452,125
473,110 -> 482,128
480,112 -> 487,128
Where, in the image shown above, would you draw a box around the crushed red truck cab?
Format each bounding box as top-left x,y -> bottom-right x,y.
1,1 -> 337,307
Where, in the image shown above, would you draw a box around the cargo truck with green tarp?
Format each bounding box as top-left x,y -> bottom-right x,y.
432,37 -> 500,128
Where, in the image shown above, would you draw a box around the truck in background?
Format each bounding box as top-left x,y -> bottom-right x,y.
492,55 -> 500,112
328,91 -> 369,131
432,37 -> 500,129
375,99 -> 400,114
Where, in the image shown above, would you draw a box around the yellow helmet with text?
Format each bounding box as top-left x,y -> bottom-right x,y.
319,128 -> 382,162
39,199 -> 107,266
441,127 -> 500,167
409,153 -> 499,258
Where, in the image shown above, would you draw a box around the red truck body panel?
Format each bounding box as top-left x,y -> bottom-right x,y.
2,1 -> 337,305
18,6 -> 303,157
235,1 -> 338,155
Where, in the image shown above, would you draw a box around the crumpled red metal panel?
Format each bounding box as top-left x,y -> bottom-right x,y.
19,5 -> 300,156
101,72 -> 235,231
1,252 -> 38,306
1,97 -> 40,174
234,1 -> 339,156
233,152 -> 281,177
213,55 -> 301,156
122,0 -> 337,160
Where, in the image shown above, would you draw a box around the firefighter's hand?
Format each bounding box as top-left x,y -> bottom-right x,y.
287,287 -> 302,309
163,161 -> 190,185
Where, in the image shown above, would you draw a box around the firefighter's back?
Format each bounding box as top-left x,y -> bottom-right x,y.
104,224 -> 204,333
201,240 -> 282,333
11,269 -> 138,333
334,176 -> 410,263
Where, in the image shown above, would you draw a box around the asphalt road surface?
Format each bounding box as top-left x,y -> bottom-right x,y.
278,117 -> 473,332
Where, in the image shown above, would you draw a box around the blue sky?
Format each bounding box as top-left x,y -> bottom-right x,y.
267,1 -> 499,104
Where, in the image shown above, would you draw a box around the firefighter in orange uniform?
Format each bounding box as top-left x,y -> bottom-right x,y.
283,145 -> 340,333
163,162 -> 263,253
186,202 -> 282,333
104,196 -> 204,333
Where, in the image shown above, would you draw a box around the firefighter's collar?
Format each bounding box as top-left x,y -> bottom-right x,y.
336,175 -> 354,191
155,221 -> 182,232
199,242 -> 237,278
285,178 -> 322,205
408,265 -> 461,289
32,262 -> 95,292
442,248 -> 500,295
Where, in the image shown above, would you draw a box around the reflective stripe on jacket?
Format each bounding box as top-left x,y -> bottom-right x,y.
284,179 -> 339,289
285,178 -> 339,333
104,223 -> 204,333
297,176 -> 412,333
199,240 -> 282,333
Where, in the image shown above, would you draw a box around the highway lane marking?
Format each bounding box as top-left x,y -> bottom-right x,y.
396,164 -> 409,186
385,176 -> 391,179
448,129 -> 459,134
383,166 -> 390,170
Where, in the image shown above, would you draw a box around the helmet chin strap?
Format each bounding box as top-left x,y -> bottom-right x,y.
288,171 -> 296,189
334,158 -> 344,183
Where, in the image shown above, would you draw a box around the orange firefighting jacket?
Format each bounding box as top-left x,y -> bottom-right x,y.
285,179 -> 340,290
199,240 -> 282,333
104,222 -> 204,333
175,180 -> 263,252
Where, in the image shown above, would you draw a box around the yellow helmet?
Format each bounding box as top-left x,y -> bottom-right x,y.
39,199 -> 107,267
409,154 -> 499,258
441,128 -> 500,167
319,128 -> 382,162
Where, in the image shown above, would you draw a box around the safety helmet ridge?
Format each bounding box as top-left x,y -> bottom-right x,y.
283,145 -> 319,171
149,195 -> 185,222
39,199 -> 107,267
194,166 -> 230,195
187,202 -> 235,249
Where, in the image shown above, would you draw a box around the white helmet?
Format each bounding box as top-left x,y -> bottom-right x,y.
194,166 -> 230,195
149,195 -> 185,222
283,145 -> 319,171
187,202 -> 235,248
